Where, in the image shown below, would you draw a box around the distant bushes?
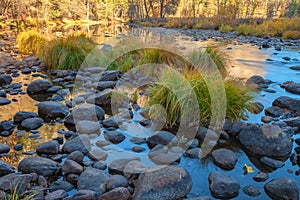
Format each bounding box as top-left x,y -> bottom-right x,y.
219,25 -> 233,33
282,30 -> 300,40
17,31 -> 96,70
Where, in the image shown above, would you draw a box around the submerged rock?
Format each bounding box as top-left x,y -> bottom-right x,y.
208,172 -> 240,199
132,166 -> 192,200
264,178 -> 299,200
37,101 -> 69,120
27,80 -> 52,93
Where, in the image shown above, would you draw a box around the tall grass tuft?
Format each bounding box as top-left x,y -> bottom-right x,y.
147,68 -> 253,127
38,33 -> 96,70
16,30 -> 48,55
219,25 -> 233,33
282,30 -> 300,40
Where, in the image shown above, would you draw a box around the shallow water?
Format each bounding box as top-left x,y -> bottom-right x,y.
1,27 -> 300,199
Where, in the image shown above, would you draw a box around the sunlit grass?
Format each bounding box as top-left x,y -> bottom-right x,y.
219,25 -> 233,33
282,30 -> 300,40
236,24 -> 255,36
16,30 -> 48,55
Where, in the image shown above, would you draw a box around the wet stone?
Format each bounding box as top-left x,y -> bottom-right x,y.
0,144 -> 10,154
45,190 -> 68,200
49,180 -> 74,192
68,150 -> 84,163
105,175 -> 128,191
242,185 -> 261,197
20,117 -> 44,130
14,144 -> 23,151
264,177 -> 299,200
0,160 -> 15,176
0,97 -> 11,105
100,187 -> 131,200
93,161 -> 107,170
36,140 -> 60,155
62,159 -> 84,174
104,130 -> 125,144
87,149 -> 108,161
260,156 -> 285,169
253,172 -> 269,182
131,146 -> 146,153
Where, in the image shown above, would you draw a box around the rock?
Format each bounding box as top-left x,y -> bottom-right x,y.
0,173 -> 32,195
38,175 -> 47,188
265,106 -> 292,118
123,160 -> 148,185
93,161 -> 107,170
283,56 -> 291,61
45,190 -> 68,200
37,101 -> 69,120
227,121 -> 247,137
284,117 -> 300,129
147,131 -> 178,149
130,137 -> 146,145
0,160 -> 15,177
248,102 -> 264,114
87,149 -> 108,161
131,146 -> 146,153
0,144 -> 10,154
208,172 -> 240,199
0,97 -> 11,105
132,166 -> 192,200
20,117 -> 44,130
254,173 -> 270,183
109,157 -> 141,175
242,185 -> 261,197
262,43 -> 270,48
260,156 -> 285,169
290,66 -> 300,71
273,96 -> 300,111
66,174 -> 79,185
96,81 -> 116,91
71,190 -> 97,200
47,86 -> 63,93
211,148 -> 238,170
62,159 -> 84,174
36,140 -> 60,155
103,130 -> 125,144
67,103 -> 105,124
100,187 -> 131,200
185,148 -> 201,158
105,175 -> 128,191
18,157 -> 61,178
149,151 -> 181,165
14,144 -> 23,151
86,90 -> 112,108
77,167 -> 109,195
68,151 -> 84,163
99,70 -> 122,81
13,111 -> 38,124
27,80 -> 52,93
77,120 -> 100,135
261,116 -> 273,123
62,135 -> 91,154
0,75 -> 12,86
246,75 -> 265,86
238,124 -> 292,157
0,120 -> 15,132
0,90 -> 6,98
264,178 -> 299,200
285,83 -> 300,95
49,180 -> 74,192
102,117 -> 119,128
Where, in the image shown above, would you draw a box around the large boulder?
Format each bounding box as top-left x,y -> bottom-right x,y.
18,157 -> 61,178
238,124 -> 292,158
272,96 -> 300,111
0,173 -> 32,195
36,140 -> 60,155
132,166 -> 192,200
146,131 -> 178,149
264,178 -> 299,200
77,167 -> 109,195
62,135 -> 91,154
285,83 -> 300,95
27,80 -> 53,93
13,111 -> 38,124
0,160 -> 15,177
208,172 -> 240,199
37,101 -> 69,119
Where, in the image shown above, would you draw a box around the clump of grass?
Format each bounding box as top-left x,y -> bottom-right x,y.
16,30 -> 48,55
236,24 -> 255,36
39,33 -> 96,70
147,68 -> 253,127
282,30 -> 300,40
138,49 -> 163,65
219,25 -> 233,33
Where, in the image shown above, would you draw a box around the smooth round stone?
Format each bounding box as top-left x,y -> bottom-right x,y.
93,161 -> 107,170
14,144 -> 23,151
131,146 -> 146,153
0,144 -> 10,154
105,175 -> 128,191
211,148 -> 238,170
242,185 -> 261,197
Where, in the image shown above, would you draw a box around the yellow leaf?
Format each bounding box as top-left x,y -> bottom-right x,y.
243,164 -> 254,174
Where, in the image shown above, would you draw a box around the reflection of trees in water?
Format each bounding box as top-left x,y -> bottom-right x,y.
0,123 -> 65,166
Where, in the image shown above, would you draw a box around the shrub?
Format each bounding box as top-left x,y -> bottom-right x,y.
219,25 -> 233,33
16,30 -> 48,54
282,30 -> 300,40
236,24 -> 255,36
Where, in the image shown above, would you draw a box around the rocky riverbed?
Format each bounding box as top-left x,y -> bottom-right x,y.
0,28 -> 300,199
